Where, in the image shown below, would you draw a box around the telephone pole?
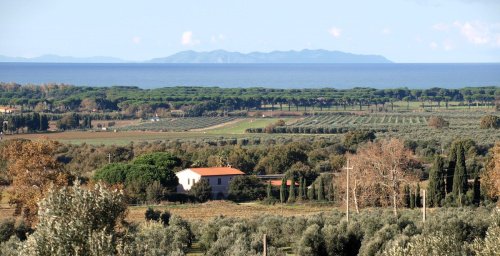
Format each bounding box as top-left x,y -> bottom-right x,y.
343,160 -> 353,222
108,153 -> 111,164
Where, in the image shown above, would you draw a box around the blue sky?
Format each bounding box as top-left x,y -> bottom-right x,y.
1,0 -> 499,62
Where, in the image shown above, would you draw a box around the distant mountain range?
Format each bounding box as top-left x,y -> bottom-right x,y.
0,49 -> 392,63
150,49 -> 392,63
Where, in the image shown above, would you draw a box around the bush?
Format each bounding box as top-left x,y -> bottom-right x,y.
0,220 -> 14,242
227,175 -> 266,202
480,115 -> 500,129
428,116 -> 449,129
145,207 -> 161,221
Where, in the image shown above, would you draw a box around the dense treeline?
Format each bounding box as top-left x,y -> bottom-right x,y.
0,113 -> 49,134
0,83 -> 498,117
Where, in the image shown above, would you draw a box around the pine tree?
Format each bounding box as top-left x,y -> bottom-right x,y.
427,155 -> 446,207
403,184 -> 411,208
280,178 -> 286,203
288,177 -> 296,203
452,144 -> 468,198
415,183 -> 421,208
298,177 -> 304,200
318,177 -> 325,201
266,181 -> 272,199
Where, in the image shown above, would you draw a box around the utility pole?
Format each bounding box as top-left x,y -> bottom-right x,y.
422,189 -> 426,223
108,153 -> 111,164
343,160 -> 353,222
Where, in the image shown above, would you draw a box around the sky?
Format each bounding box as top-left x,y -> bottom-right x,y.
1,0 -> 500,63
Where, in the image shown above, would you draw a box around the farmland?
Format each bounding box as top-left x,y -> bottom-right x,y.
118,116 -> 237,131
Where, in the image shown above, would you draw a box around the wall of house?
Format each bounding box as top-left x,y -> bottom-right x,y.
176,169 -> 201,193
175,169 -> 241,198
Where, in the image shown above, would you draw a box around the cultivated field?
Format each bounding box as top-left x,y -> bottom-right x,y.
127,201 -> 335,223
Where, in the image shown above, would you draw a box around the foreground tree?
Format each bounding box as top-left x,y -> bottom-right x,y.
452,143 -> 468,199
0,139 -> 69,225
480,115 -> 500,129
20,182 -> 127,255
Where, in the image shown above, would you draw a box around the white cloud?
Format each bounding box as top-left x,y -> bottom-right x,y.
443,40 -> 454,51
453,21 -> 490,45
181,31 -> 200,46
328,27 -> 342,38
132,36 -> 141,44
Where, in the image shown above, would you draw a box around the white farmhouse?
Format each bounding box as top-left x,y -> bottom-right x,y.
176,167 -> 245,199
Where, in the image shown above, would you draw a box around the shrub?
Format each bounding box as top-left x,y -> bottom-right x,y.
145,207 -> 161,221
227,175 -> 266,202
480,115 -> 500,129
0,220 -> 14,242
428,116 -> 449,129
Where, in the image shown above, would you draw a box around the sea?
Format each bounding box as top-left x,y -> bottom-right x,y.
0,63 -> 499,89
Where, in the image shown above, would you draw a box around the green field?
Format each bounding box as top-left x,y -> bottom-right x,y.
206,118 -> 297,134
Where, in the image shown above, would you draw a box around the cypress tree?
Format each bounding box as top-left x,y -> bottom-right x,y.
473,177 -> 480,206
410,188 -> 415,209
452,144 -> 468,198
288,178 -> 296,203
403,184 -> 411,208
302,178 -> 307,200
427,155 -> 446,207
298,177 -> 304,200
447,142 -> 459,193
266,181 -> 272,199
415,183 -> 421,208
327,181 -> 335,202
317,177 -> 325,201
280,178 -> 286,203
308,183 -> 316,201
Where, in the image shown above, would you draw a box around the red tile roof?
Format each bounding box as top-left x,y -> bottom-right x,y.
189,167 -> 245,176
269,179 -> 299,186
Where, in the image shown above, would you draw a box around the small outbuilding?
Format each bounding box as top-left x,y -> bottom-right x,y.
176,167 -> 245,198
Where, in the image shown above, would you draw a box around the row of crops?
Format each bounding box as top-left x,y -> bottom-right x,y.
295,114 -> 429,126
119,117 -> 237,131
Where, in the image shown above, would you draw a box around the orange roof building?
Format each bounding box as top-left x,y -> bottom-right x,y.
269,179 -> 299,187
176,167 -> 245,198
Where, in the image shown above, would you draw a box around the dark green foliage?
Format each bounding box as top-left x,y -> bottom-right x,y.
415,183 -> 421,208
452,144 -> 468,198
298,177 -> 304,200
145,207 -> 161,221
266,181 -> 273,199
343,130 -> 376,149
0,220 -> 14,242
280,178 -> 287,203
327,180 -> 335,202
132,152 -> 180,189
427,155 -> 446,207
160,211 -> 171,226
288,177 -> 296,203
404,185 -> 411,208
473,177 -> 481,206
317,176 -> 325,201
227,175 -> 265,202
308,183 -> 316,201
410,191 -> 415,209
189,179 -> 212,202
302,178 -> 307,200
93,163 -> 129,184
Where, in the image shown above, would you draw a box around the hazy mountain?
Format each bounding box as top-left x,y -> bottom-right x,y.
149,49 -> 392,63
0,54 -> 125,63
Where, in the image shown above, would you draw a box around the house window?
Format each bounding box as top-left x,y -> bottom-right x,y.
218,178 -> 222,185
188,179 -> 190,185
